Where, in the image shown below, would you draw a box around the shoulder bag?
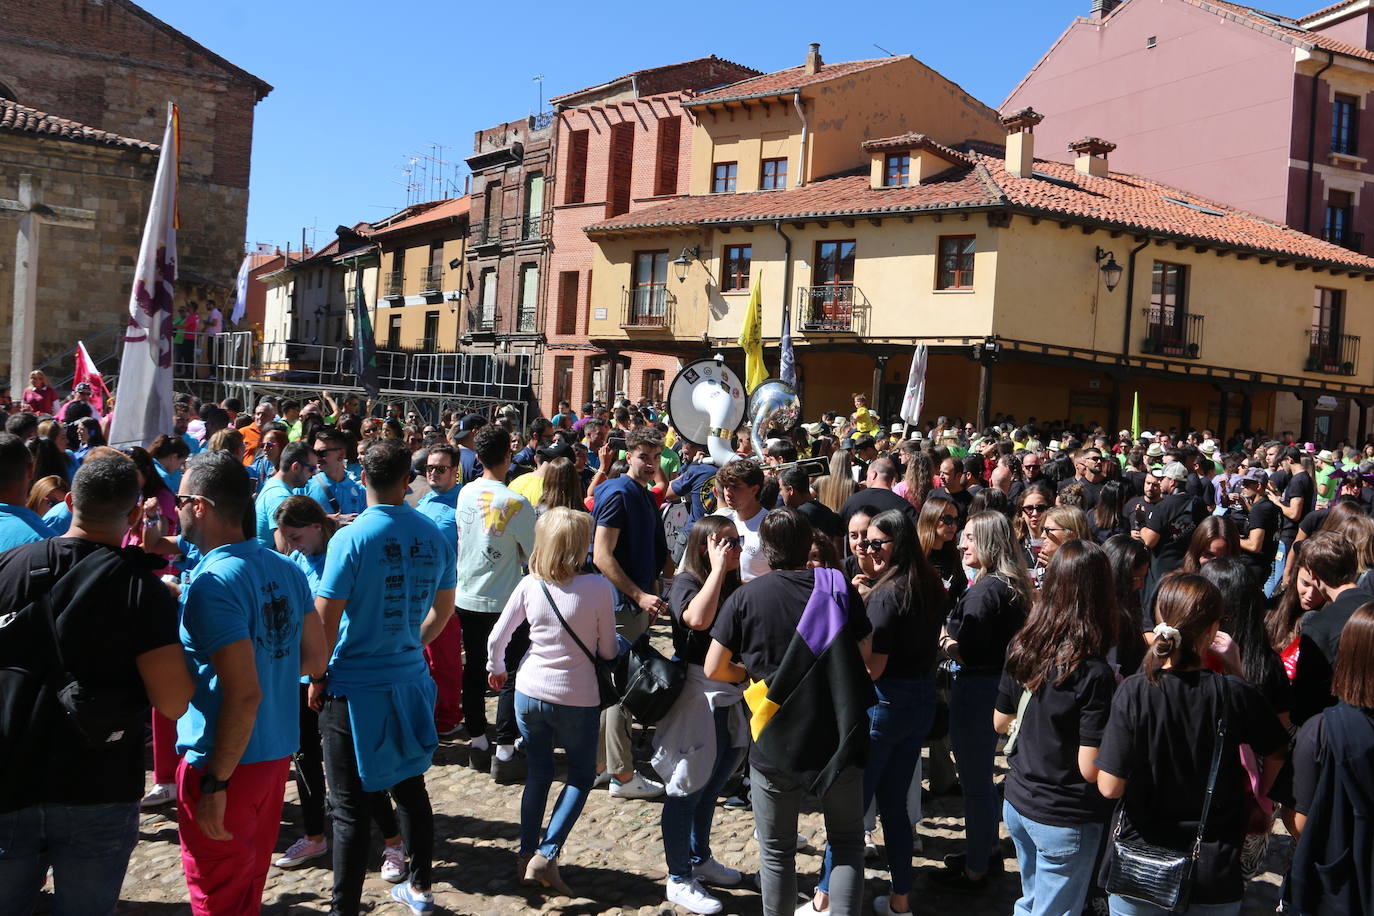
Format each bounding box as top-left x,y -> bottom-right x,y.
613,633 -> 686,725
1105,673 -> 1227,912
540,581 -> 619,710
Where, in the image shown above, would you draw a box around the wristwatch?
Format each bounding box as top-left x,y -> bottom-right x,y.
199,772 -> 230,795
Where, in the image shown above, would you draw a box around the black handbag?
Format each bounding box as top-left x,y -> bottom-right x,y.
1105,675 -> 1227,912
613,633 -> 686,725
540,582 -> 619,710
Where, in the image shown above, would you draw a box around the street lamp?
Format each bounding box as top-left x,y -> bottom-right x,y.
1095,247 -> 1124,292
673,246 -> 700,283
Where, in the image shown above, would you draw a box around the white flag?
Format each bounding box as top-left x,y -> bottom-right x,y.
231,252 -> 251,326
899,344 -> 927,426
108,103 -> 178,449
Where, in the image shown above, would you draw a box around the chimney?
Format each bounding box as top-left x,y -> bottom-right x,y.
1091,0 -> 1122,18
805,43 -> 823,75
1069,137 -> 1116,178
1000,107 -> 1044,178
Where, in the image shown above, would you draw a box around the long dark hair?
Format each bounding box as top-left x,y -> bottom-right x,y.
1181,515 -> 1241,574
1199,557 -> 1284,688
868,508 -> 946,628
678,515 -> 742,598
124,446 -> 171,500
1092,480 -> 1125,535
1005,539 -> 1118,691
1145,573 -> 1224,685
1103,533 -> 1150,639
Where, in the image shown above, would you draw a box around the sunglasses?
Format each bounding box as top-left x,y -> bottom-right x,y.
937,515 -> 958,525
1021,504 -> 1049,514
174,494 -> 216,508
716,536 -> 743,549
857,538 -> 894,552
425,464 -> 454,474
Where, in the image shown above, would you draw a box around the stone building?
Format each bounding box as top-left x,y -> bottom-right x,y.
0,0 -> 270,379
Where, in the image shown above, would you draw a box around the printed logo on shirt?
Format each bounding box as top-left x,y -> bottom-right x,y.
258,582 -> 297,659
476,491 -> 523,536
697,474 -> 718,515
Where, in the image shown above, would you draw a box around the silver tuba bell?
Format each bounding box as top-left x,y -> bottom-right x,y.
747,378 -> 801,457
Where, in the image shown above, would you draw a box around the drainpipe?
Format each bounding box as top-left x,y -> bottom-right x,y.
1120,237 -> 1151,364
774,220 -> 794,345
1304,50 -> 1335,234
793,92 -> 808,187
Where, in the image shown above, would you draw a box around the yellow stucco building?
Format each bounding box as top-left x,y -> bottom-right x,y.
583,56 -> 1374,441
370,198 -> 469,352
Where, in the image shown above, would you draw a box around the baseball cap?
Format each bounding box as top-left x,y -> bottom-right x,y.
537,438 -> 574,462
456,413 -> 486,435
1149,465 -> 1166,478
1161,461 -> 1189,482
74,382 -> 91,394
1239,467 -> 1268,487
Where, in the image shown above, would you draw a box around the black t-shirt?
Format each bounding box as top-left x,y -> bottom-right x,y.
928,543 -> 968,606
1293,587 -> 1369,725
946,575 -> 1025,674
1245,498 -> 1282,564
1122,470 -> 1146,499
1292,703 -> 1374,815
1297,507 -> 1329,538
840,486 -> 918,529
667,573 -> 722,667
1123,495 -> 1156,534
996,659 -> 1116,826
1095,669 -> 1289,905
1144,491 -> 1205,573
710,568 -> 871,774
1186,472 -> 1214,510
1057,476 -> 1102,509
1280,470 -> 1315,544
866,583 -> 941,679
0,539 -> 180,813
797,499 -> 842,539
928,486 -> 974,527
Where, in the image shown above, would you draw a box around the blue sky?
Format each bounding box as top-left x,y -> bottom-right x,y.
138,0 -> 1322,251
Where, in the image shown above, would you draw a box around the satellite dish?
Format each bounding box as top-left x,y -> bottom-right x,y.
666,358 -> 746,449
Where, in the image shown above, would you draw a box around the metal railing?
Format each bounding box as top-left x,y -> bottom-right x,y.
796,284 -> 864,333
418,265 -> 443,292
1141,308 -> 1205,359
466,305 -> 498,335
469,219 -> 501,247
621,286 -> 674,329
1307,328 -> 1361,376
1323,227 -> 1364,253
521,213 -> 543,241
384,270 -> 404,297
517,308 -> 537,333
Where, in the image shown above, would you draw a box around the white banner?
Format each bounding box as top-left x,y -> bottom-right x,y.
108,103 -> 178,448
231,252 -> 251,326
899,344 -> 927,427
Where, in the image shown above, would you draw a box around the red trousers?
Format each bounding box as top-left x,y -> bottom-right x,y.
152,710 -> 178,784
177,756 -> 290,916
424,614 -> 464,731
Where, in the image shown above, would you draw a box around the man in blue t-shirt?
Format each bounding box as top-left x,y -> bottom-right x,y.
592,428 -> 670,799
305,429 -> 366,524
174,451 -> 326,914
0,432 -> 53,551
665,441 -> 719,534
256,441 -> 318,549
315,437 -> 456,915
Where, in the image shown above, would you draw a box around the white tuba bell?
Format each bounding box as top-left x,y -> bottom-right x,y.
666,358 -> 747,466
747,378 -> 801,457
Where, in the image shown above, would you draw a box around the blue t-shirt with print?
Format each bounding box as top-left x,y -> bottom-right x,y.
306,473 -> 367,517
255,477 -> 298,547
416,486 -> 459,544
176,539 -> 312,767
0,503 -> 53,552
42,500 -> 72,536
317,505 -> 456,671
592,476 -> 668,605
674,462 -> 719,533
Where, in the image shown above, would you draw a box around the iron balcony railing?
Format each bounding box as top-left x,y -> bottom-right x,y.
384,270 -> 404,297
1323,227 -> 1364,253
796,284 -> 864,333
418,265 -> 443,292
517,308 -> 537,333
1140,308 -> 1205,359
521,213 -> 544,241
1307,328 -> 1361,376
466,305 -> 498,335
621,286 -> 674,329
469,219 -> 501,247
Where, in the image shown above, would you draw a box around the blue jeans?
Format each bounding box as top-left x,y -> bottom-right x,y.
1108,897 -> 1241,916
515,690 -> 600,860
1004,800 -> 1103,916
948,670 -> 1002,872
1263,539 -> 1288,598
0,801 -> 139,916
661,705 -> 745,881
820,676 -> 935,896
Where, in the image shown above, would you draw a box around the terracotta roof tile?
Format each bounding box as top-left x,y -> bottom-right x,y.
1298,0 -> 1362,23
861,132 -> 971,164
588,152 -> 1374,272
0,99 -> 159,152
549,56 -> 761,104
1189,0 -> 1374,61
685,57 -> 900,105
369,198 -> 469,237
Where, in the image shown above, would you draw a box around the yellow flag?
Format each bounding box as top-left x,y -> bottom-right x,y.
738,272 -> 766,393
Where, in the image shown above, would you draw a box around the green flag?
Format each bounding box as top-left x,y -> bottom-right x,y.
1131,391 -> 1140,439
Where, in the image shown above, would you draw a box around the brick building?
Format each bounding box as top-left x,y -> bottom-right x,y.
542,56 -> 760,416
0,0 -> 270,377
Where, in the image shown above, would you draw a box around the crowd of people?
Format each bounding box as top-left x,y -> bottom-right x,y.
1,380 -> 1372,916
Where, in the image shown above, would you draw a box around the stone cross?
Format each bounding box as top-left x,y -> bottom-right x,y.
0,174 -> 97,397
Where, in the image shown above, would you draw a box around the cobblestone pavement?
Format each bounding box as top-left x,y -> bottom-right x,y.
90,619 -> 1290,915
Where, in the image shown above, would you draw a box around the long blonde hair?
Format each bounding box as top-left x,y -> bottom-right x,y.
965,510 -> 1035,609
529,506 -> 592,584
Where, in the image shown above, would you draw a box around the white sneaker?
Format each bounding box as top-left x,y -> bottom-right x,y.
692,857 -> 742,887
667,877 -> 723,915
274,836 -> 328,868
609,772 -> 665,799
139,783 -> 175,808
381,844 -> 408,883
795,900 -> 828,915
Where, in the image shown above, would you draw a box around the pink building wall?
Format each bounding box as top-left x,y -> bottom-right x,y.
1307,11 -> 1374,50
1003,1 -> 1298,222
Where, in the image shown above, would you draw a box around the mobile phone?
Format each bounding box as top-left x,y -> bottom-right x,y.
607,436 -> 627,453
